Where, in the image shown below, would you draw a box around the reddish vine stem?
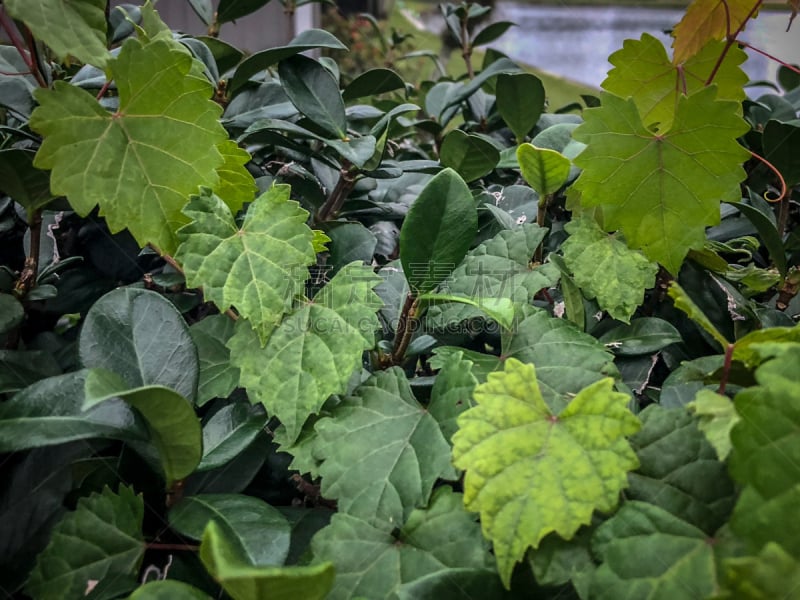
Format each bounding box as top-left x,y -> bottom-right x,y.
737,40 -> 800,75
0,8 -> 47,87
96,79 -> 113,101
748,150 -> 790,235
705,0 -> 763,86
718,343 -> 735,395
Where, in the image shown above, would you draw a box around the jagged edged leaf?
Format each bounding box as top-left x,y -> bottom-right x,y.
628,405 -> 736,534
79,288 -> 199,401
30,38 -> 226,253
588,501 -> 718,600
400,168 -> 478,294
562,216 -> 658,322
528,528 -> 595,588
672,0 -> 757,63
25,486 -> 144,600
199,402 -> 267,471
170,494 -> 291,566
0,370 -> 147,453
688,389 -> 740,460
129,580 -> 212,599
190,315 -> 240,407
279,55 -> 347,140
313,368 -> 453,524
428,350 -> 479,443
84,368 -> 202,483
496,73 -> 545,141
719,543 -> 800,600
572,88 -> 749,273
452,358 -> 640,587
5,0 -> 110,68
311,486 -> 493,600
517,143 -> 570,196
214,140 -> 257,213
598,318 -> 682,355
439,130 -> 500,182
228,263 -> 382,443
200,521 -> 333,600
604,35 -> 747,132
175,186 -> 316,339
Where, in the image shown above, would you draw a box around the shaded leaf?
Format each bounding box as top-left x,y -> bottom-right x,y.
428,351 -> 479,444
719,543 -> 800,600
688,389 -> 740,460
668,281 -> 730,349
598,318 -> 681,356
199,402 -> 267,471
0,293 -> 24,336
342,68 -> 406,101
0,149 -> 55,214
0,349 -> 61,394
217,0 -> 272,22
439,130 -> 500,182
279,55 -> 346,140
190,315 -> 240,407
763,118 -> 800,187
129,580 -> 212,599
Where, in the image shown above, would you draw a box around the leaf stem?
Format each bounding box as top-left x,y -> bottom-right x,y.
391,292 -> 419,364
317,161 -> 356,222
0,8 -> 47,88
95,79 -> 113,101
13,209 -> 43,297
146,542 -> 199,552
736,40 -> 800,74
718,343 -> 734,395
705,0 -> 763,86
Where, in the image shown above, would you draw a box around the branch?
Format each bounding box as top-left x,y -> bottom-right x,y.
317,161 -> 356,222
705,0 -> 763,86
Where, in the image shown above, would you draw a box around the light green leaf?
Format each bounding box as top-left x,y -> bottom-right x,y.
190,315 -> 240,406
628,405 -> 736,534
588,501 -> 718,600
428,350 -> 478,443
213,140 -> 257,214
84,368 -> 202,483
439,130 -> 500,182
129,580 -> 212,599
311,486 -> 493,600
598,318 -> 682,355
561,216 -> 658,322
25,486 -> 144,600
200,521 -> 333,600
688,389 -> 740,460
452,358 -> 640,587
603,35 -> 747,133
668,281 -> 730,349
719,543 -> 800,600
419,294 -> 515,330
79,288 -> 199,402
400,168 -> 478,294
496,73 -> 545,142
170,494 -> 290,566
228,263 -> 381,443
5,0 -> 110,68
572,88 -> 749,273
731,324 -> 800,368
313,368 -> 453,524
176,186 -> 316,339
517,143 -> 571,196
0,293 -> 24,336
30,38 -> 226,253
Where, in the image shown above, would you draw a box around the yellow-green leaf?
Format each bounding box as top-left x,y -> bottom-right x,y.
517,143 -> 571,196
672,0 -> 757,63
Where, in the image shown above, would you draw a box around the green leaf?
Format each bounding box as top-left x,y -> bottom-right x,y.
719,543 -> 800,600
313,368 -> 453,524
628,405 -> 736,534
400,168 -> 478,294
668,281 -> 730,349
439,130 -> 500,182
0,293 -> 24,335
588,501 -> 718,600
342,68 -> 406,101
0,149 -> 55,214
0,349 -> 61,394
452,358 -> 640,587
30,38 -> 226,254
428,350 -> 478,443
443,58 -> 521,110
396,569 -> 511,599
5,0 -> 110,68
190,315 -> 240,406
323,222 -> 377,272
572,88 -> 750,273
688,389 -> 740,460
528,528 -> 595,588
278,55 -> 346,140
79,288 -> 199,402
228,263 -> 381,443
217,0 -> 272,22
517,143 -> 570,196
0,370 -> 147,453
25,486 -> 144,600
603,35 -> 747,133
175,186 -> 316,339
732,199 -> 788,277
129,580 -> 212,599
732,324 -> 800,367
419,294 -> 515,331
598,318 -> 682,356
311,486 -> 493,599
472,21 -> 516,47
198,402 -> 267,471
496,73 -> 545,141
170,494 -> 290,566
561,216 -> 658,322
213,140 -> 257,214
763,119 -> 800,187
200,521 -> 333,600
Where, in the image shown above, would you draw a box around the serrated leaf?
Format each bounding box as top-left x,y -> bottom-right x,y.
668,281 -> 730,349
604,35 -> 747,132
84,368 -> 202,483
25,486 -> 144,600
719,543 -> 800,600
313,368 -> 453,524
190,315 -> 240,406
175,186 -> 316,339
170,494 -> 290,566
517,143 -> 570,196
214,140 -> 257,214
200,521 -> 333,600
562,216 -> 658,322
528,528 -> 595,588
5,0 -> 110,68
311,486 -> 492,600
129,580 -> 212,599
688,389 -> 740,460
428,351 -> 478,443
228,263 -> 381,443
628,405 -> 736,534
672,0 -> 757,63
496,73 -> 545,142
30,39 -> 226,253
588,501 -> 718,600
452,358 -> 640,587
572,88 -> 749,273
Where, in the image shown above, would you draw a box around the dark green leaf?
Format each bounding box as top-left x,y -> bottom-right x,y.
730,198 -> 788,276
763,119 -> 800,187
129,580 -> 212,599
323,222 -> 378,272
598,318 -> 682,356
444,58 -> 521,109
0,149 -> 54,214
188,0 -> 214,25
342,68 -> 405,101
0,349 -> 61,394
396,569 -> 511,599
278,55 -> 346,139
217,0 -> 272,22
199,402 -> 267,471
529,529 -> 594,588
0,293 -> 24,335
190,315 -> 240,407
496,73 -> 545,141
471,21 -> 516,47
439,130 -> 500,182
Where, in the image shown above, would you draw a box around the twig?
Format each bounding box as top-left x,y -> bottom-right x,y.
705,0 -> 763,85
391,293 -> 418,364
146,543 -> 199,552
317,161 -> 356,222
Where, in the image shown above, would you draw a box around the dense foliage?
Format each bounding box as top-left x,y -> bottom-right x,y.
1,0 -> 799,598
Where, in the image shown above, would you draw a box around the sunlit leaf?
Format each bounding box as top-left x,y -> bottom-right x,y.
672,0 -> 757,63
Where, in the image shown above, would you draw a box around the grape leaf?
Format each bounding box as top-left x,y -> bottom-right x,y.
175,186 -> 316,339
5,0 -> 110,68
604,35 -> 747,132
561,216 -> 658,323
30,38 -> 226,254
452,358 -> 640,587
311,486 -> 493,600
572,88 -> 749,273
688,389 -> 740,460
588,501 -> 718,600
719,543 -> 800,600
25,486 -> 144,600
228,263 -> 382,443
672,0 -> 757,63
313,368 -> 453,524
214,140 -> 257,214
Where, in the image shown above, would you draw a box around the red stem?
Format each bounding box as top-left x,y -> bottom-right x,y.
718,343 -> 734,395
749,150 -> 787,205
737,40 -> 800,74
0,8 -> 46,87
96,79 -> 113,101
705,0 -> 763,86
